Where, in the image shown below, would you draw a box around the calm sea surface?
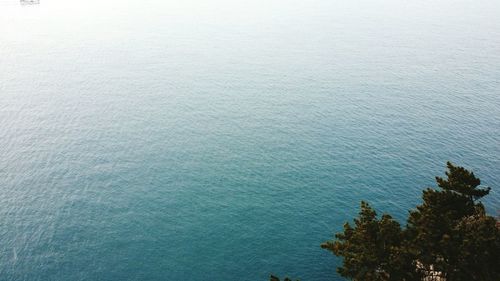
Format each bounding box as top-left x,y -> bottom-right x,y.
1,0 -> 499,280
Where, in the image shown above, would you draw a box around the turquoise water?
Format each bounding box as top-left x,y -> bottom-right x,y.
1,0 -> 499,280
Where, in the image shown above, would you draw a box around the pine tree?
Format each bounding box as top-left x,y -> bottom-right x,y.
320,201 -> 411,280
406,162 -> 495,279
322,162 -> 500,281
436,161 -> 490,201
451,208 -> 500,280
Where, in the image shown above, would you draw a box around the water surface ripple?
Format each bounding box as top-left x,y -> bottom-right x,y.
1,0 -> 499,280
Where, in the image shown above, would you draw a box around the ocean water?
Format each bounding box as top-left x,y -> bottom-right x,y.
1,0 -> 499,280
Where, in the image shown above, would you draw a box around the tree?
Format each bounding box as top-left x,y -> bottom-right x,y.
320,201 -> 414,280
451,208 -> 500,280
323,162 -> 500,280
436,161 -> 490,201
406,162 -> 497,280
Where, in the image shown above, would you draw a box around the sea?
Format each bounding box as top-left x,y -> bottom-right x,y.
0,0 -> 499,280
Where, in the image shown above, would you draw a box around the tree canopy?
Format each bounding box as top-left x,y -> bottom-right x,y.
321,162 -> 500,281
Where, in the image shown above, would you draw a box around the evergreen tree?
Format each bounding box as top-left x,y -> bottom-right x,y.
322,162 -> 500,281
406,162 -> 495,279
451,208 -> 500,280
320,201 -> 412,280
436,161 -> 490,201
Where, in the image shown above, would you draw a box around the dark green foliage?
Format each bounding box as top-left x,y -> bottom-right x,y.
323,162 -> 500,281
436,161 -> 490,201
407,162 -> 498,280
451,209 -> 500,280
406,188 -> 475,274
321,202 -> 418,281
